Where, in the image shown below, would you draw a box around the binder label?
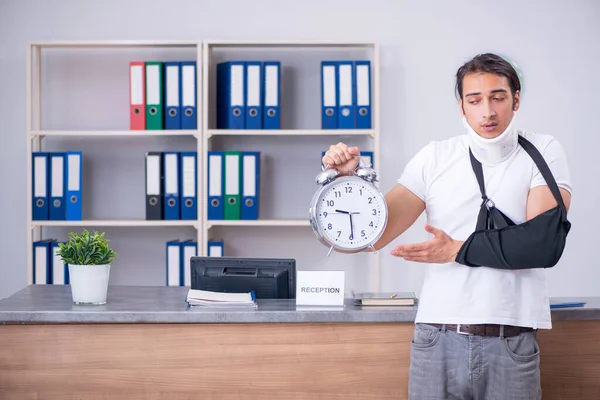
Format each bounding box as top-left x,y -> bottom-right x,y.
34,156 -> 46,197
230,65 -> 244,106
182,64 -> 195,107
265,65 -> 279,107
146,64 -> 161,105
67,154 -> 80,191
182,156 -> 196,198
247,65 -> 261,107
356,64 -> 370,106
322,65 -> 336,107
130,65 -> 144,105
166,65 -> 180,107
165,154 -> 178,194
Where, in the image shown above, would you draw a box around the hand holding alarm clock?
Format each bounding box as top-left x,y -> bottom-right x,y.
309,143 -> 389,256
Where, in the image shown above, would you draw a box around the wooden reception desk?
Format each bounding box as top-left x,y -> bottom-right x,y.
1,285 -> 599,399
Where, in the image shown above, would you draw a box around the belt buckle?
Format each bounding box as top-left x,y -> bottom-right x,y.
456,324 -> 472,335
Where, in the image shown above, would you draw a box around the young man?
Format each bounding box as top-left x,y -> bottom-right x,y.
322,53 -> 572,399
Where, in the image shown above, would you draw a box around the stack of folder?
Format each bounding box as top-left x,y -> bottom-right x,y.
32,239 -> 70,285
165,240 -> 224,287
32,151 -> 83,221
208,151 -> 260,220
321,60 -> 371,130
145,151 -> 198,220
216,61 -> 281,130
129,61 -> 197,130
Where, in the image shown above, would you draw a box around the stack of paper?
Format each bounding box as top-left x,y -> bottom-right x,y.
186,289 -> 257,308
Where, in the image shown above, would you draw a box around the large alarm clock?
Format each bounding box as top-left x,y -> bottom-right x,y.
309,159 -> 388,256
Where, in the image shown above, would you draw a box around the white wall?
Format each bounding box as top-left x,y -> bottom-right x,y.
1,0 -> 599,299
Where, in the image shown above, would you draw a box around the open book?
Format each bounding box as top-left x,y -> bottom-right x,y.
186,289 -> 257,308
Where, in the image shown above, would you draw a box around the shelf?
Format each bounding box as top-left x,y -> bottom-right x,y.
207,219 -> 310,228
31,130 -> 199,138
204,40 -> 376,48
26,38 -> 381,291
29,40 -> 200,49
31,220 -> 199,228
206,129 -> 375,138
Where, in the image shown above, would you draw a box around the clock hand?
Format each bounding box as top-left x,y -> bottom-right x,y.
349,213 -> 355,240
335,209 -> 349,214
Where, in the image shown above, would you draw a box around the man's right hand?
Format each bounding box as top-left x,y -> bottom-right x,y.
322,142 -> 360,175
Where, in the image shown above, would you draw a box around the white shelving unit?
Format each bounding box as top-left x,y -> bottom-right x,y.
26,39 -> 381,291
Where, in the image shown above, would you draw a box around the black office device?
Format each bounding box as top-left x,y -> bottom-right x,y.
190,257 -> 296,299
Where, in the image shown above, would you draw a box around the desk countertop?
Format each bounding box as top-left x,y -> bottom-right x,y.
0,285 -> 598,324
0,285 -> 417,324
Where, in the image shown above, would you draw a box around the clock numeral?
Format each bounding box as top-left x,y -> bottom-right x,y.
345,186 -> 353,194
323,212 -> 328,218
334,191 -> 341,198
328,223 -> 332,230
368,197 -> 373,204
369,221 -> 374,227
327,200 -> 335,207
349,234 -> 354,240
361,230 -> 366,237
360,189 -> 363,196
372,209 -> 377,215
337,231 -> 342,238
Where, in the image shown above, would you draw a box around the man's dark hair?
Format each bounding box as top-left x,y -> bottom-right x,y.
455,53 -> 521,99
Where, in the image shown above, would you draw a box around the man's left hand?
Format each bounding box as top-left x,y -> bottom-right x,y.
391,224 -> 463,263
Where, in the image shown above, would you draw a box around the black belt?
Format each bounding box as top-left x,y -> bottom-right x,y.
425,323 -> 534,337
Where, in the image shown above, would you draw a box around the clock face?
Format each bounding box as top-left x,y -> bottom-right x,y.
313,177 -> 387,251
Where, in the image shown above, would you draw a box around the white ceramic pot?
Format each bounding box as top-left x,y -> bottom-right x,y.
68,264 -> 111,305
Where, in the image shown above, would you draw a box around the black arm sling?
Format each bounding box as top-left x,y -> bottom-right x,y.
455,135 -> 571,270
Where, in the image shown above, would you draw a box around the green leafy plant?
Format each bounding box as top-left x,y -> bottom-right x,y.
57,229 -> 118,266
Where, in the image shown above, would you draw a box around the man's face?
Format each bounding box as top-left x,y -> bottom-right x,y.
459,72 -> 520,139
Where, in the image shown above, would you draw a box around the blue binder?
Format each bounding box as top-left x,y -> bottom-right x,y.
51,241 -> 69,285
180,240 -> 197,287
65,151 -> 82,221
245,61 -> 263,129
360,151 -> 374,168
49,152 -> 66,220
217,61 -> 245,129
179,152 -> 197,220
164,61 -> 182,130
33,239 -> 52,284
166,239 -> 182,286
163,152 -> 180,220
207,151 -> 224,220
208,240 -> 224,257
354,60 -> 371,129
181,61 -> 197,130
337,61 -> 355,129
321,61 -> 338,129
263,61 -> 281,129
32,152 -> 49,220
241,151 -> 260,220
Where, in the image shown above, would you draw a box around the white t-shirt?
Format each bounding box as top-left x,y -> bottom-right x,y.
397,130 -> 572,329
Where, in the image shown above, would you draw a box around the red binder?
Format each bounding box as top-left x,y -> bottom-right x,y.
129,61 -> 146,130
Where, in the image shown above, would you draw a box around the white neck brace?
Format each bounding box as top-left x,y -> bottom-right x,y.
464,115 -> 519,165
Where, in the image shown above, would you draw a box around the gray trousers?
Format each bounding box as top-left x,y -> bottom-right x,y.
408,323 -> 541,400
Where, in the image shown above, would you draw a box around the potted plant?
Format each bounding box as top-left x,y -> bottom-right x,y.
56,229 -> 118,305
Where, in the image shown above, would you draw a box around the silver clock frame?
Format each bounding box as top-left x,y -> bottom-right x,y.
309,168 -> 388,256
